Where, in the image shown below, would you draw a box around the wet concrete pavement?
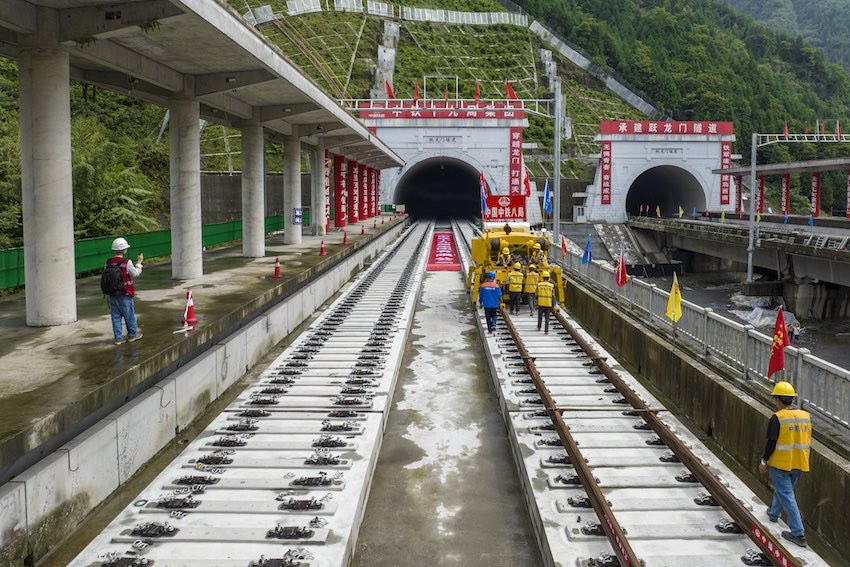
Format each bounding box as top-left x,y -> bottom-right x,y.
353,271 -> 541,567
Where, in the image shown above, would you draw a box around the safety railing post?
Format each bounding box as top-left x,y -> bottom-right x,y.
742,324 -> 754,380
702,307 -> 712,356
648,284 -> 657,324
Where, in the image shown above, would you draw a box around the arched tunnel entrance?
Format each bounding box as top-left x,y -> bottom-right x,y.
395,157 -> 480,219
625,165 -> 706,217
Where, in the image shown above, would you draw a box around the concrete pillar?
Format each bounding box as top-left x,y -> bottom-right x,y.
170,99 -> 203,279
347,160 -> 360,224
333,154 -> 347,228
241,120 -> 265,257
19,41 -> 76,325
283,129 -> 302,245
310,145 -> 328,236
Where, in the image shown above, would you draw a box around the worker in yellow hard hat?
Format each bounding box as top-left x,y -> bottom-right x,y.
507,262 -> 525,315
758,381 -> 811,548
497,246 -> 512,267
530,242 -> 546,266
535,270 -> 557,333
523,264 -> 539,316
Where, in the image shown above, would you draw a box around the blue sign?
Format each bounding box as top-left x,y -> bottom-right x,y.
292,208 -> 303,225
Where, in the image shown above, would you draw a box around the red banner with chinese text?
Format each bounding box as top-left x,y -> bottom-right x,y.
324,150 -> 331,231
720,142 -> 732,205
846,172 -> 850,219
600,141 -> 612,205
757,177 -> 765,214
426,231 -> 461,272
347,160 -> 360,224
483,195 -> 526,222
600,121 -> 734,136
734,176 -> 743,214
781,174 -> 791,215
333,154 -> 347,228
360,166 -> 370,219
508,128 -> 523,195
811,172 -> 821,217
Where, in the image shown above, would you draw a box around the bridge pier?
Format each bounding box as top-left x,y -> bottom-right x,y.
19,38 -> 76,326
283,128 -> 301,245
241,119 -> 265,257
169,98 -> 203,279
784,280 -> 850,320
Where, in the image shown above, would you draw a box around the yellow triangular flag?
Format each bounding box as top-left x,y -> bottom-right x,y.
665,272 -> 683,323
756,212 -> 761,223
678,205 -> 684,218
656,205 -> 661,218
720,210 -> 726,223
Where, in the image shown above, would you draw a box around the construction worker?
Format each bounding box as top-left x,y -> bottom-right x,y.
478,271 -> 502,333
536,270 -> 557,333
497,247 -> 512,267
759,381 -> 811,548
507,263 -> 524,315
530,242 -> 546,266
523,264 -> 539,316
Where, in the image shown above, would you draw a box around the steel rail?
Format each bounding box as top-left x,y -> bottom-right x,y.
551,309 -> 802,567
500,306 -> 642,567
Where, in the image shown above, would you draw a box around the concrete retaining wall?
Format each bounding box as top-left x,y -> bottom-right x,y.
563,276 -> 850,562
0,223 -> 406,566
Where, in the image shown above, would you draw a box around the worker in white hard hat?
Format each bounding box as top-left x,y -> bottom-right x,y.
102,237 -> 144,345
759,381 -> 811,548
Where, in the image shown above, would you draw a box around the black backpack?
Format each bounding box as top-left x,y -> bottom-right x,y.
101,259 -> 126,296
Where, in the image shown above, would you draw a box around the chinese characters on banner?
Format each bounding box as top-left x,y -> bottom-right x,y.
846,172 -> 850,219
347,160 -> 359,224
719,142 -> 732,205
370,168 -> 378,217
323,150 -> 331,232
600,141 -> 612,205
599,121 -> 735,135
508,128 -> 523,195
361,166 -> 370,219
357,100 -> 526,121
734,176 -> 743,214
781,174 -> 791,215
811,172 -> 822,217
757,176 -> 765,214
333,155 -> 347,228
483,195 -> 526,222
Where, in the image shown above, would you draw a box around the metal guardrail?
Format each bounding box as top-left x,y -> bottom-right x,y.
557,249 -> 850,431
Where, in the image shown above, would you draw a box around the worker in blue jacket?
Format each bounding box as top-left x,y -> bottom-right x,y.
478,271 -> 503,333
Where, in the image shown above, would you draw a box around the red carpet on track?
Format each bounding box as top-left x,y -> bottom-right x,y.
426,231 -> 461,272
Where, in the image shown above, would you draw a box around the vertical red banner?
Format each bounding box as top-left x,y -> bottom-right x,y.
734,176 -> 743,214
508,128 -> 523,195
811,172 -> 821,217
376,170 -> 382,216
361,165 -> 370,219
719,142 -> 732,205
846,172 -> 850,219
781,174 -> 791,216
600,141 -> 612,205
757,176 -> 765,214
323,150 -> 331,232
369,168 -> 377,217
347,160 -> 359,224
333,154 -> 347,228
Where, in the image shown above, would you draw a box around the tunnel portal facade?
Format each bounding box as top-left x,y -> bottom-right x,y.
584,121 -> 737,222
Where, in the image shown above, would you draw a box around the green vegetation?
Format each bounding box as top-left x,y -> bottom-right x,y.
726,0 -> 850,72
516,0 -> 850,213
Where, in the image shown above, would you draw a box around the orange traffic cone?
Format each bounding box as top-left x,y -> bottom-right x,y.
361,224 -> 365,236
183,289 -> 198,326
272,257 -> 282,279
381,216 -> 385,225
342,230 -> 348,245
373,219 -> 377,229
319,240 -> 326,256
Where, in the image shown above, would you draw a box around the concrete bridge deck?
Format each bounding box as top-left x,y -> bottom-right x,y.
0,216 -> 405,485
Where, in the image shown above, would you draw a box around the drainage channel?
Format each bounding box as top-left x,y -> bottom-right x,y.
72,221 -> 432,567
451,221 -> 830,567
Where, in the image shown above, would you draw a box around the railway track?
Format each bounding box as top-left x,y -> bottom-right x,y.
73,221 -> 432,567
451,220 -> 827,567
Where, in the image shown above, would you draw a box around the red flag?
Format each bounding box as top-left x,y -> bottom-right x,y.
767,307 -> 791,378
560,235 -> 568,256
615,252 -> 628,288
783,121 -> 789,139
837,120 -> 842,138
505,81 -> 518,100
474,80 -> 480,103
521,156 -> 531,197
479,171 -> 490,199
384,80 -> 395,99
413,80 -> 419,104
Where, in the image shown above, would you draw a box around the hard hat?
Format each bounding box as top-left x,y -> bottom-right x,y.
771,381 -> 796,397
540,271 -> 550,278
502,247 -> 510,254
111,237 -> 130,251
533,243 -> 541,250
487,271 -> 496,279
529,264 -> 536,270
514,263 -> 521,270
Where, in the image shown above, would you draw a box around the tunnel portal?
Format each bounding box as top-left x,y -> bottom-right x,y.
394,157 -> 480,219
625,165 -> 706,217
